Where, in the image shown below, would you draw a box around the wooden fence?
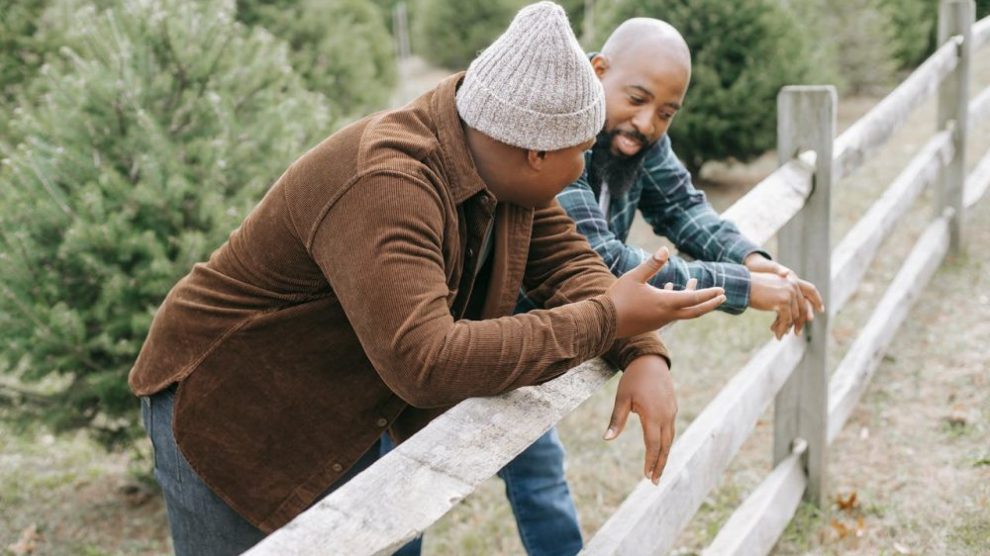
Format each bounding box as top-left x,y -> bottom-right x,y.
248,2 -> 990,554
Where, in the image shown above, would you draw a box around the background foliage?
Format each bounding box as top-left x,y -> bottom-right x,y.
0,0 -> 330,444
237,0 -> 396,119
412,0 -> 527,69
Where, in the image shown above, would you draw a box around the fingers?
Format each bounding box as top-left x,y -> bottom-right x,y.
770,313 -> 783,338
797,277 -> 825,313
651,423 -> 675,484
604,394 -> 632,441
790,281 -> 804,335
624,247 -> 670,284
641,419 -> 662,482
685,278 -> 698,291
773,298 -> 793,339
675,291 -> 727,318
663,282 -> 674,291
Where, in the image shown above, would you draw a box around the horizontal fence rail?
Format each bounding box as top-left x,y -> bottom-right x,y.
246,360 -> 615,556
703,440 -> 808,556
827,212 -> 953,442
252,8 -> 990,556
832,39 -> 959,182
829,129 -> 954,315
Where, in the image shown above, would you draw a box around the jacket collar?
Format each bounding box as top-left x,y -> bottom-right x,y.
430,72 -> 490,205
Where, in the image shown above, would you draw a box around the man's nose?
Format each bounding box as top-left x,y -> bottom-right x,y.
632,110 -> 656,140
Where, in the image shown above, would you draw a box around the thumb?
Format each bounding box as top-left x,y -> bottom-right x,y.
604,394 -> 632,440
623,247 -> 669,284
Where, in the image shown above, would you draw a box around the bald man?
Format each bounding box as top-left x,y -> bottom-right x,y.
382,19 -> 824,556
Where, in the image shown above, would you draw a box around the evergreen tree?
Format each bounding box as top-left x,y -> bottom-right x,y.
591,0 -> 819,173
0,0 -> 331,445
412,0 -> 527,70
237,0 -> 397,120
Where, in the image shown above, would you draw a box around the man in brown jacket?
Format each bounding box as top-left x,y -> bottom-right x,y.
129,2 -> 725,554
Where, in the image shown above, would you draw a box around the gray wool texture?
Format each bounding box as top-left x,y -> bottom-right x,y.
455,1 -> 605,151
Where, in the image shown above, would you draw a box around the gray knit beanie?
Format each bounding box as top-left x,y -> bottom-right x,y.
455,1 -> 605,151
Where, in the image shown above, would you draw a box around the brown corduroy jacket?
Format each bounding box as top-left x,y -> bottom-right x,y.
128,73 -> 668,532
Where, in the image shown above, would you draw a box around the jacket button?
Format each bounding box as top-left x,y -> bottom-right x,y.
466,247 -> 475,259
376,418 -> 388,427
332,463 -> 343,473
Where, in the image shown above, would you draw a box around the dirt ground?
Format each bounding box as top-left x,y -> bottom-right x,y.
2,54 -> 989,555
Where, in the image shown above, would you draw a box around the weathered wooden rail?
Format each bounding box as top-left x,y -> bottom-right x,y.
247,3 -> 990,554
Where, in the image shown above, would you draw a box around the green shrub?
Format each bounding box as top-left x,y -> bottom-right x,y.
791,0 -> 899,94
0,0 -> 48,102
0,0 -> 330,445
879,0 -> 937,69
591,0 -> 820,172
412,0 -> 527,70
238,0 -> 397,119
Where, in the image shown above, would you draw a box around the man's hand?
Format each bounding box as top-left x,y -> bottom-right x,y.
604,355 -> 676,485
607,247 -> 726,338
745,253 -> 825,338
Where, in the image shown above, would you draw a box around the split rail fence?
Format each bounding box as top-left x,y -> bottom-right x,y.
248,2 -> 990,554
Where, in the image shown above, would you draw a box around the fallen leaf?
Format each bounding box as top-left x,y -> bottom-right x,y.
7,524 -> 41,555
831,518 -> 850,540
836,491 -> 859,512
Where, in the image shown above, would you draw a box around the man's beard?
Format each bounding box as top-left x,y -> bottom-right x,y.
587,128 -> 653,199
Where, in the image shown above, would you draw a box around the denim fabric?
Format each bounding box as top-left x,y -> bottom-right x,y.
380,428 -> 582,556
142,385 -> 382,556
496,428 -> 582,556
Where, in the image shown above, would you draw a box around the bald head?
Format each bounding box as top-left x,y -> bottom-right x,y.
601,18 -> 691,75
590,18 -> 692,159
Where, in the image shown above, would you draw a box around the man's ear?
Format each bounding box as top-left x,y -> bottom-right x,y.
591,53 -> 609,78
526,149 -> 547,171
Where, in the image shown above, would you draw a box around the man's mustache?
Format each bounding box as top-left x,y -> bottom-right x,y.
614,128 -> 650,148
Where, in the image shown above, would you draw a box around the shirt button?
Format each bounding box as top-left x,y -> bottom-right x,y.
466,247 -> 475,259
376,418 -> 388,427
332,463 -> 343,473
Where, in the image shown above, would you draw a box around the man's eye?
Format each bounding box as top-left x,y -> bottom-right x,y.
629,96 -> 644,104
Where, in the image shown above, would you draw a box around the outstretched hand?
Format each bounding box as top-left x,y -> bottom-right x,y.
607,247 -> 726,338
604,355 -> 676,485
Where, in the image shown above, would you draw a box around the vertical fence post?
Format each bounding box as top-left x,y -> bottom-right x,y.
773,86 -> 836,508
937,0 -> 974,254
393,2 -> 411,61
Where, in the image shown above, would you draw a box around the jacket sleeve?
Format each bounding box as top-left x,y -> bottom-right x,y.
310,171 -> 625,408
556,177 -> 751,314
521,199 -> 670,370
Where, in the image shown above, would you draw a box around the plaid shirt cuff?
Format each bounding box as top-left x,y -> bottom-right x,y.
727,237 -> 771,265
694,262 -> 751,314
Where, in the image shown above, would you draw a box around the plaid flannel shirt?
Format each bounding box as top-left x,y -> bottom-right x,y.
517,134 -> 768,315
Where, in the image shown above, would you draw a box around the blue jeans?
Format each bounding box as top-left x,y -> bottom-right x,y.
141,385 -> 382,556
381,427 -> 583,556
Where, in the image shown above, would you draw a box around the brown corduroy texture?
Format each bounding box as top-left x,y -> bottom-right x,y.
128,74 -> 667,532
